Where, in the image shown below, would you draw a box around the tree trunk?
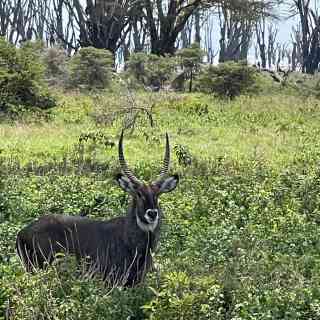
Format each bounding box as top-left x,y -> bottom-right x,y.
194,9 -> 201,43
145,0 -> 201,56
291,42 -> 297,71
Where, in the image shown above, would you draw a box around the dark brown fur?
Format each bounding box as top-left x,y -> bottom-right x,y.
16,132 -> 179,286
16,176 -> 178,286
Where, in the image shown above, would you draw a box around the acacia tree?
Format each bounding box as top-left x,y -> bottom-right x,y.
143,0 -> 203,55
291,0 -> 320,73
218,4 -> 253,62
143,0 -> 278,56
80,0 -> 136,54
255,20 -> 279,69
255,16 -> 267,68
218,0 -> 276,62
290,25 -> 303,70
2,0 -> 284,61
49,0 -> 137,55
0,0 -> 49,44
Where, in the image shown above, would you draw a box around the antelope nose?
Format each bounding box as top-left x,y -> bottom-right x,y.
146,209 -> 158,220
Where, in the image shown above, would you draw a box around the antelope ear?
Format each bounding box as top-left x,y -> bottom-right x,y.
115,173 -> 139,194
155,174 -> 179,194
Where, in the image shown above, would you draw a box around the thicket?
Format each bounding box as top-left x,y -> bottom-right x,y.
43,46 -> 69,86
0,37 -> 306,105
125,52 -> 176,89
68,46 -> 114,90
2,155 -> 320,319
1,92 -> 320,319
125,45 -> 205,92
197,61 -> 259,98
175,43 -> 205,92
1,40 -> 320,318
0,38 -> 56,115
1,37 -> 318,111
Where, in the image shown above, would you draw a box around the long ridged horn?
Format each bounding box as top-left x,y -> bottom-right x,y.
118,130 -> 142,185
159,133 -> 170,178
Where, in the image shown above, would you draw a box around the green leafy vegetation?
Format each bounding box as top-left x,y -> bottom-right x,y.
68,47 -> 114,90
0,88 -> 320,319
43,46 -> 69,86
1,46 -> 320,318
125,52 -> 177,89
176,43 -> 205,92
0,38 -> 56,116
197,61 -> 259,98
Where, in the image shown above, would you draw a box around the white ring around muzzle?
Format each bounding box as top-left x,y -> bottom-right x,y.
136,209 -> 159,233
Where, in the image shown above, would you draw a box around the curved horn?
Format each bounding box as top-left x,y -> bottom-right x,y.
118,130 -> 142,185
159,133 -> 170,178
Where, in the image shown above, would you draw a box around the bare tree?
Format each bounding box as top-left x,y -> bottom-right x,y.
291,0 -> 320,73
0,0 -> 40,44
180,15 -> 194,49
217,0 -> 280,64
255,16 -> 268,68
267,23 -> 278,68
194,9 -> 201,43
290,25 -> 303,70
203,9 -> 217,63
143,0 -> 203,55
218,3 -> 254,62
255,22 -> 290,71
43,0 -> 79,53
131,17 -> 147,52
0,0 -> 14,38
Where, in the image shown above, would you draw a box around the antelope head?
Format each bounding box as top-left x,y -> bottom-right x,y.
116,131 -> 179,232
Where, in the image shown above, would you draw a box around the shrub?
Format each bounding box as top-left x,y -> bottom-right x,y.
43,46 -> 68,86
143,272 -> 224,319
175,43 -> 204,92
286,72 -> 320,92
0,264 -> 14,320
125,52 -> 176,89
69,47 -> 114,90
6,257 -> 152,320
0,38 -> 56,114
197,61 -> 259,98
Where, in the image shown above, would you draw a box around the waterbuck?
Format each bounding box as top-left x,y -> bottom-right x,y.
16,131 -> 179,286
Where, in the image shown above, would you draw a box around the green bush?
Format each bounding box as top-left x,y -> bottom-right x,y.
280,72 -> 320,97
6,257 -> 152,320
69,47 -> 114,90
197,61 -> 259,98
43,46 -> 68,86
143,272 -> 223,319
125,52 -> 176,89
175,43 -> 204,92
0,38 -> 56,114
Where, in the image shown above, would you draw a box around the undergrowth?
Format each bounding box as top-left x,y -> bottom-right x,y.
1,91 -> 320,319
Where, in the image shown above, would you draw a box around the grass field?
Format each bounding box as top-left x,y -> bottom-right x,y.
1,89 -> 320,319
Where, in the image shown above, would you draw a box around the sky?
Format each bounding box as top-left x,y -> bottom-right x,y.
274,4 -> 298,43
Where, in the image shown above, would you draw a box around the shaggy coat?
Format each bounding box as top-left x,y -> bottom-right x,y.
16,131 -> 179,286
16,200 -> 160,285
